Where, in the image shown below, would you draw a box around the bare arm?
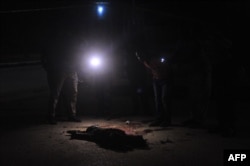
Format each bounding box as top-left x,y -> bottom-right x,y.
143,61 -> 152,70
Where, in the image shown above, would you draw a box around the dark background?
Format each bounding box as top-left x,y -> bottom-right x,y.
0,0 -> 243,61
0,2 -> 250,166
0,1 -> 249,119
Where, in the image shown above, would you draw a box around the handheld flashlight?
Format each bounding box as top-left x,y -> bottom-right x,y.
160,58 -> 165,63
90,57 -> 101,67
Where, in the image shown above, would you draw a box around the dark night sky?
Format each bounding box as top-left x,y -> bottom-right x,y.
0,1 -> 244,57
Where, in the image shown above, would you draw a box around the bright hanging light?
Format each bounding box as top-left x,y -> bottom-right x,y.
97,5 -> 105,16
97,5 -> 104,15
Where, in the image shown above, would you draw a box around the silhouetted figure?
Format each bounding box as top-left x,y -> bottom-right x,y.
177,40 -> 212,128
136,49 -> 174,127
41,31 -> 82,124
201,36 -> 242,137
212,54 -> 237,136
92,62 -> 113,116
124,49 -> 152,116
84,40 -> 114,117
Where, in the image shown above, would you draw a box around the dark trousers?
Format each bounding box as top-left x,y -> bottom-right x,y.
46,70 -> 78,118
153,79 -> 172,123
214,84 -> 236,130
131,84 -> 151,115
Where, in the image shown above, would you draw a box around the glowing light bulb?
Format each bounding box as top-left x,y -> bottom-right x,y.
97,5 -> 104,16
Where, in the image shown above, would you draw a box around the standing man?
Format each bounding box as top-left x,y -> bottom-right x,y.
136,50 -> 174,127
41,31 -> 82,124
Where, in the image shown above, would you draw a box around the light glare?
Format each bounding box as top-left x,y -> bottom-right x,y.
161,58 -> 165,63
90,57 -> 101,67
97,5 -> 104,15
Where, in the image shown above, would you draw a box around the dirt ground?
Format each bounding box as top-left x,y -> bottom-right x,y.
1,113 -> 250,166
0,89 -> 250,166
